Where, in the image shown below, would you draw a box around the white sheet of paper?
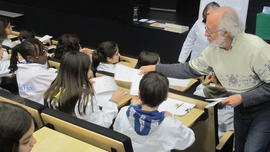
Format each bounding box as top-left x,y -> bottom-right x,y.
158,98 -> 196,116
139,19 -> 148,22
114,64 -> 141,82
205,97 -> 227,108
168,77 -> 191,87
147,20 -> 156,23
129,74 -> 143,95
91,76 -> 118,94
2,39 -> 13,48
0,60 -> 11,77
39,35 -> 52,42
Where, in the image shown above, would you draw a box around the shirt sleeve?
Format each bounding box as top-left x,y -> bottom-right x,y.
188,47 -> 213,75
178,21 -> 199,63
156,62 -> 204,79
168,117 -> 195,150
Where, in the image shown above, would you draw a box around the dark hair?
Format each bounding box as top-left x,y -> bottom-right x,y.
135,51 -> 160,69
92,41 -> 119,70
0,16 -> 10,41
54,34 -> 80,60
9,38 -> 47,73
45,51 -> 94,115
0,102 -> 33,152
202,2 -> 220,23
139,71 -> 169,107
18,30 -> 35,42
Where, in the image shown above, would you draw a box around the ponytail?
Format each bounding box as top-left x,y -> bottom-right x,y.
9,45 -> 20,73
92,50 -> 102,71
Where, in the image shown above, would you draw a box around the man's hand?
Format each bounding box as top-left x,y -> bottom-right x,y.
221,94 -> 242,107
139,65 -> 156,75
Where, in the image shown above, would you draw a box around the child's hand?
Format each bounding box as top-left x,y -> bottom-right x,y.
130,96 -> 142,105
80,48 -> 95,55
111,88 -> 127,102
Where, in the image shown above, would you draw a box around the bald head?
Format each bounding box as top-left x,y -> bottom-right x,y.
207,7 -> 244,37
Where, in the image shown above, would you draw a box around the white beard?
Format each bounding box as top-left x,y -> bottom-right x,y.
209,35 -> 226,48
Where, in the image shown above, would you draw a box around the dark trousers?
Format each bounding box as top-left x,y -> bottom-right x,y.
234,110 -> 270,152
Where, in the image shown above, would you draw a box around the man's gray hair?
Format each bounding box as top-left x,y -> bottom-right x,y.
218,7 -> 244,37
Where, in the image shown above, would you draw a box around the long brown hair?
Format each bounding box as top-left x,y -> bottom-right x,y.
45,51 -> 94,115
0,102 -> 33,152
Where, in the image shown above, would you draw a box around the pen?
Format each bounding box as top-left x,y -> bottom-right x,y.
175,103 -> 183,109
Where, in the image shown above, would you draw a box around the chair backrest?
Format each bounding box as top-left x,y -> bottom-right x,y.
0,89 -> 45,128
119,55 -> 138,68
41,108 -> 133,152
48,58 -> 60,69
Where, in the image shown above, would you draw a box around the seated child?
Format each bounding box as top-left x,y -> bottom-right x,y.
92,41 -> 120,73
45,51 -> 126,128
0,17 -> 13,49
135,51 -> 160,69
54,34 -> 94,60
0,102 -> 36,152
54,34 -> 81,60
193,72 -> 234,137
113,71 -> 195,152
9,38 -> 57,104
18,30 -> 35,42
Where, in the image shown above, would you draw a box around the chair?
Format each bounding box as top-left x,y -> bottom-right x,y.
0,89 -> 45,128
48,58 -> 60,69
168,89 -> 234,152
216,131 -> 234,152
41,108 -> 133,152
119,55 -> 138,68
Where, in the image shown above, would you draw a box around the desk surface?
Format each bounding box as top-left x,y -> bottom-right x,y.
169,78 -> 198,92
174,108 -> 204,127
168,92 -> 206,127
32,127 -> 107,152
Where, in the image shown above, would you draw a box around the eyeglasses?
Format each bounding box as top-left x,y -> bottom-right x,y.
205,26 -> 222,35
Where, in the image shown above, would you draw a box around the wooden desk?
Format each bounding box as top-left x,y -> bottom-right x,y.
32,127 -> 107,152
166,92 -> 206,128
169,78 -> 198,92
8,34 -> 18,39
174,108 -> 204,127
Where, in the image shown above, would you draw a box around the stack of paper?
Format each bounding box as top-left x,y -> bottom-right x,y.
164,23 -> 189,33
205,97 -> 227,108
158,98 -> 195,116
168,77 -> 191,88
39,35 -> 53,42
114,64 -> 141,82
91,76 -> 118,94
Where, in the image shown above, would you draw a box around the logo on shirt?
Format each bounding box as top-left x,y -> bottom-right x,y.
19,85 -> 33,91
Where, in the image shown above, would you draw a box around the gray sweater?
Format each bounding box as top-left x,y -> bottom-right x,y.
156,63 -> 270,114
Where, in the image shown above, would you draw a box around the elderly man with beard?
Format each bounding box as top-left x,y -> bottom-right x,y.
140,7 -> 270,152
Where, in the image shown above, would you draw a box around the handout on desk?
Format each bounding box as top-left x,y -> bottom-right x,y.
158,98 -> 196,116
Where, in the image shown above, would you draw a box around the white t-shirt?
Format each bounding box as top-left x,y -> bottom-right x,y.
97,62 -> 116,73
75,93 -> 118,128
16,63 -> 57,104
